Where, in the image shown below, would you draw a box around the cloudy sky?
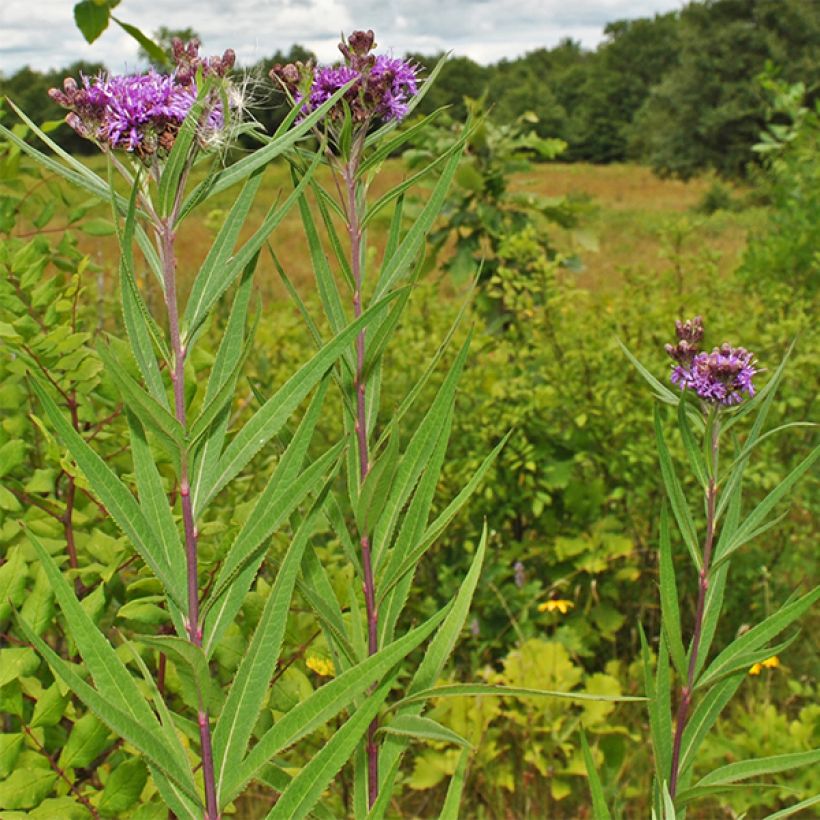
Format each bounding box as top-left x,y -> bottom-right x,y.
1,0 -> 684,75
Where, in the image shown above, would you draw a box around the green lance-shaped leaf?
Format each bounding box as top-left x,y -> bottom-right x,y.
372,145 -> 464,300
97,342 -> 184,460
265,675 -> 396,820
370,526 -> 487,820
16,617 -> 198,804
714,443 -> 820,567
580,732 -> 613,820
639,622 -> 671,792
677,398 -> 708,489
184,155 -> 320,347
378,433 -> 509,601
28,376 -> 186,610
696,632 -> 799,692
126,411 -> 186,592
149,764 -> 202,820
359,108 -> 448,177
182,169 -> 263,338
115,180 -> 170,404
377,714 -> 472,748
764,795 -> 820,819
24,531 -> 161,729
212,492 -> 328,796
658,504 -> 687,680
196,290 -> 399,514
189,259 -> 256,512
617,338 -> 680,406
201,381 -> 331,646
372,334 -> 471,569
654,405 -> 701,570
440,747 -> 470,820
697,586 -> 819,689
677,671 -> 745,780
219,605 -> 449,805
111,17 -> 170,66
379,408 -> 452,645
179,81 -> 354,218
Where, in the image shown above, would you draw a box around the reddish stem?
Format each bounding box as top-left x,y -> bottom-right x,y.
669,417 -> 720,797
344,151 -> 380,809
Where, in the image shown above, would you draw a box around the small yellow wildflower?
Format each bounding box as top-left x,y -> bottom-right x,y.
538,599 -> 574,615
748,655 -> 780,676
306,656 -> 335,677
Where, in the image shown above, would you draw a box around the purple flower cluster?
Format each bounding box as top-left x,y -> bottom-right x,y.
270,29 -> 419,124
48,39 -> 235,160
666,317 -> 758,406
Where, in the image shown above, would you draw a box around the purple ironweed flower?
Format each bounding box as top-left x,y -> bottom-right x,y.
666,317 -> 757,406
270,29 -> 419,125
48,39 -> 236,161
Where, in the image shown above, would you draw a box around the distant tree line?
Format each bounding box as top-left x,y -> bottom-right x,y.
2,0 -> 817,178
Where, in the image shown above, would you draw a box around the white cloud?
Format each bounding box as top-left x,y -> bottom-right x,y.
0,0 -> 683,74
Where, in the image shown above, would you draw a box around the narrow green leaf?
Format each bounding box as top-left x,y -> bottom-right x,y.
639,622 -> 668,790
213,493 -> 327,796
198,291 -> 399,512
654,405 -> 701,570
440,747 -> 470,820
580,732 -> 613,820
715,444 -> 820,565
220,606 -> 449,804
265,676 -> 395,820
378,714 -> 472,748
695,749 -> 820,788
617,338 -> 679,405
658,504 -> 687,680
28,377 -> 185,610
16,617 -> 198,803
698,587 -> 819,688
111,17 -> 170,66
677,398 -> 708,489
373,145 -> 464,300
764,794 -> 820,819
359,108 -> 448,176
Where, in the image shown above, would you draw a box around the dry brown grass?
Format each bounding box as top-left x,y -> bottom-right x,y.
47,158 -> 760,305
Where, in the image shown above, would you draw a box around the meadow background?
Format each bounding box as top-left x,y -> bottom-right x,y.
0,0 -> 817,817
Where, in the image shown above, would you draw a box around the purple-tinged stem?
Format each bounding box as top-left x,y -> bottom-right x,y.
344,149 -> 381,809
669,416 -> 720,798
159,219 -> 220,820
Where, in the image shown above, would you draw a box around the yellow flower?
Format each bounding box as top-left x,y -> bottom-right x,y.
538,599 -> 574,615
748,655 -> 780,676
306,655 -> 335,677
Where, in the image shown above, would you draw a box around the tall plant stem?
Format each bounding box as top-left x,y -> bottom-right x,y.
159,219 -> 220,820
669,415 -> 720,798
344,153 -> 380,809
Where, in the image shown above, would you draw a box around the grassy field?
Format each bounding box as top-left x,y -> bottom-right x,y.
55,157 -> 761,306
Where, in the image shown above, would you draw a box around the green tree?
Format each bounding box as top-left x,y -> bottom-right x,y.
137,26 -> 201,68
633,0 -> 820,179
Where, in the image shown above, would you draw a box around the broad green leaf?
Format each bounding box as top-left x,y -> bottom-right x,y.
99,758 -> 149,814
197,291 -> 399,513
59,712 -> 110,769
0,768 -> 58,810
266,676 -> 395,820
658,504 -> 687,680
654,406 -> 701,570
15,616 -> 199,804
24,530 -> 161,729
73,0 -> 110,43
213,493 -> 328,797
29,377 -> 185,609
0,734 -> 23,779
580,732 -> 613,820
221,605 -> 449,804
378,714 -> 471,748
440,747 -> 470,820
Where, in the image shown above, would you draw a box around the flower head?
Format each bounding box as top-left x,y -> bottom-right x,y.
538,599 -> 574,615
270,30 -> 419,126
748,655 -> 780,675
48,39 -> 236,161
665,317 -> 757,406
306,655 -> 335,677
